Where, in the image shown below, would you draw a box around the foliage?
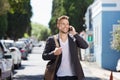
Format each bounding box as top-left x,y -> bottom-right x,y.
6,0 -> 32,40
111,24 -> 120,51
0,0 -> 10,15
49,0 -> 66,34
31,23 -> 51,41
24,33 -> 29,38
0,14 -> 8,39
64,0 -> 94,32
0,0 -> 10,39
49,0 -> 94,34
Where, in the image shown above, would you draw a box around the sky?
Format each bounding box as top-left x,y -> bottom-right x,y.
30,0 -> 53,27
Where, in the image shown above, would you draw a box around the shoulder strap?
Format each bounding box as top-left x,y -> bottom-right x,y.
53,35 -> 59,47
53,35 -> 59,62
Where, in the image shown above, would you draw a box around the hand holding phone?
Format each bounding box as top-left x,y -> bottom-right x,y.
69,25 -> 77,35
69,26 -> 73,32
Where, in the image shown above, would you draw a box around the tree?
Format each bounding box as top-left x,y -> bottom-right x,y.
64,0 -> 94,32
49,0 -> 66,34
31,23 -> 51,41
0,0 -> 10,15
6,0 -> 32,40
0,14 -> 8,39
0,0 -> 10,39
49,0 -> 93,34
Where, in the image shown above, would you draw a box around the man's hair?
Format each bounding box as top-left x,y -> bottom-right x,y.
57,15 -> 69,24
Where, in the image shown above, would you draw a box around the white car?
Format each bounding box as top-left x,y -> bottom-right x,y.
3,40 -> 22,68
116,59 -> 120,71
0,41 -> 13,80
0,40 -> 14,71
9,47 -> 22,69
4,40 -> 14,49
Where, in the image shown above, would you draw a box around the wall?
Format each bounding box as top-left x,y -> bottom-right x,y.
102,11 -> 120,70
86,0 -> 120,70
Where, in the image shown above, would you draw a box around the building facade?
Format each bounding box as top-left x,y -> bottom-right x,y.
85,0 -> 120,70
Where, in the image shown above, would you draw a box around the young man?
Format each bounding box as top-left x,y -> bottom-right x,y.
42,15 -> 88,80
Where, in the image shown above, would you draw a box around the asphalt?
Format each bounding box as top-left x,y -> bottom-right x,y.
81,61 -> 120,80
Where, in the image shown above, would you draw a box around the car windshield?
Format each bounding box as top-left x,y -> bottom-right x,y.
4,43 -> 14,49
15,42 -> 25,48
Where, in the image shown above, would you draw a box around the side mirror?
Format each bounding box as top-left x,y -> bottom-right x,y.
4,55 -> 12,59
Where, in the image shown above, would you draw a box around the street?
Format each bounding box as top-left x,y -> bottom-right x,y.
13,47 -> 48,80
12,46 -> 119,80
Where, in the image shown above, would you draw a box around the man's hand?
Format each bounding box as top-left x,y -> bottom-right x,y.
53,47 -> 62,55
69,26 -> 77,35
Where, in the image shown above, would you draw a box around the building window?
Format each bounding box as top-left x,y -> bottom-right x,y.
102,3 -> 116,7
111,24 -> 120,51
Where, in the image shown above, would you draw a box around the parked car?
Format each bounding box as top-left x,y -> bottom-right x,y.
2,39 -> 22,69
18,38 -> 32,53
0,40 -> 14,71
9,47 -> 22,69
0,41 -> 13,80
116,59 -> 120,71
15,41 -> 28,60
4,40 -> 14,49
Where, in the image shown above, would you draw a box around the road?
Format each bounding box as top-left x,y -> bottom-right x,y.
12,46 -> 111,80
13,47 -> 47,80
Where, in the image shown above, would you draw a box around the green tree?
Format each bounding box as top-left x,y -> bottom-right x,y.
64,0 -> 93,32
31,23 -> 51,41
49,0 -> 66,34
0,14 -> 8,39
49,0 -> 93,34
6,0 -> 32,40
0,0 -> 10,15
0,0 -> 10,39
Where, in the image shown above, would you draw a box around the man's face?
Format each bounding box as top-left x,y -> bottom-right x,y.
57,19 -> 70,34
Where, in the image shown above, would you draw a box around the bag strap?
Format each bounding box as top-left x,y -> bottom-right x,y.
53,35 -> 59,47
53,35 -> 59,64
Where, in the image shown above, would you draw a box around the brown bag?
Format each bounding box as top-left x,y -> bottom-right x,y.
44,35 -> 59,80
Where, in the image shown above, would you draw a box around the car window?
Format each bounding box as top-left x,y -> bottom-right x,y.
0,47 -> 3,58
5,43 -> 14,49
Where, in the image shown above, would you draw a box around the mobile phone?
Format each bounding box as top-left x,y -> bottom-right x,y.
69,27 -> 73,32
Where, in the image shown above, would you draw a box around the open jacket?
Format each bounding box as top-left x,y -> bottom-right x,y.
42,34 -> 88,80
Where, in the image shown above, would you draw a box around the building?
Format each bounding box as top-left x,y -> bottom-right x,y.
85,0 -> 120,70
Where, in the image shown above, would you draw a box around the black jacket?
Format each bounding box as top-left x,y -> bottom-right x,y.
42,34 -> 88,80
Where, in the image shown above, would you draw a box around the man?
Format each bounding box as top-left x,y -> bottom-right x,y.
42,15 -> 88,80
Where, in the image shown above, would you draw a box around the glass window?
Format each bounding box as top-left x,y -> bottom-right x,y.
0,47 -> 3,58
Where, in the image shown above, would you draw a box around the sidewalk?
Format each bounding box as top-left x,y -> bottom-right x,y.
81,61 -> 120,80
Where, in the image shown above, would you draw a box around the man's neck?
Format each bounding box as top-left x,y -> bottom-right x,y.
59,32 -> 68,42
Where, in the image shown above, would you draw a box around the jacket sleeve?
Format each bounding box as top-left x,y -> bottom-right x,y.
74,34 -> 88,49
42,36 -> 57,60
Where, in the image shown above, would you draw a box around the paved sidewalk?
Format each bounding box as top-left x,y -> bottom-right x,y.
81,61 -> 120,80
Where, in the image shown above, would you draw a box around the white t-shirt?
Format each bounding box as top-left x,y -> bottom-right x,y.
57,38 -> 75,76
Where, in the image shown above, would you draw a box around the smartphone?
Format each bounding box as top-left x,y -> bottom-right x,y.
69,27 -> 73,32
